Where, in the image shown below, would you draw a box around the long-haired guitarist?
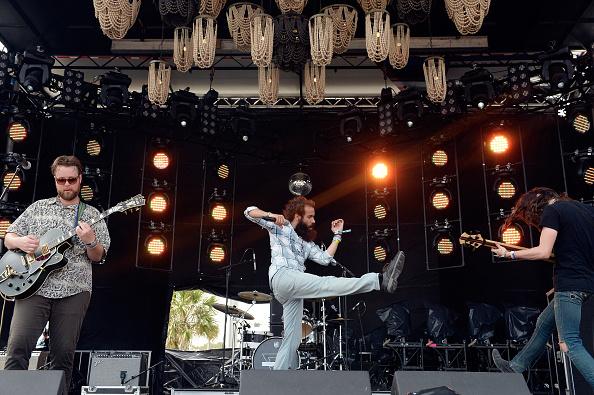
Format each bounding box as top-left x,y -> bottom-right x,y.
3,155 -> 111,395
490,187 -> 594,390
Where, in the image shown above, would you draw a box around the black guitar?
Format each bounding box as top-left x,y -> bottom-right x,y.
0,194 -> 145,300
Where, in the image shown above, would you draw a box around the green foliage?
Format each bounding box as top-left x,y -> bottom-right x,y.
166,289 -> 218,350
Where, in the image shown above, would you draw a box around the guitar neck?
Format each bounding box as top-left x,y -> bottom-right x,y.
480,239 -> 528,251
48,208 -> 114,250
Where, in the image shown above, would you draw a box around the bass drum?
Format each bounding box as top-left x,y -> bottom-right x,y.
251,336 -> 299,370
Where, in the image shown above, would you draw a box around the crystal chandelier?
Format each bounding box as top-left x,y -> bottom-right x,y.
444,0 -> 490,35
159,0 -> 196,27
309,14 -> 334,66
258,63 -> 279,105
274,13 -> 310,73
173,27 -> 193,72
423,56 -> 447,103
389,23 -> 409,69
365,10 -> 391,63
357,0 -> 388,13
193,15 -> 217,69
397,0 -> 431,25
227,3 -> 263,51
275,0 -> 308,14
147,60 -> 171,105
321,5 -> 357,55
199,0 -> 227,18
250,13 -> 274,67
93,0 -> 141,40
304,61 -> 326,105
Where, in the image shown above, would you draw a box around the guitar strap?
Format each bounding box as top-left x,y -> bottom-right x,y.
73,202 -> 86,228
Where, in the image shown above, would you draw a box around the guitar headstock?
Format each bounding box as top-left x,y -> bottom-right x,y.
112,194 -> 146,213
459,232 -> 485,250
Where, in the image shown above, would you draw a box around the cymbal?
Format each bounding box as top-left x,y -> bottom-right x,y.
211,303 -> 255,320
238,290 -> 273,302
328,317 -> 354,323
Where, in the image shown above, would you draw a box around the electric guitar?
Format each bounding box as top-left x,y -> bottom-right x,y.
458,232 -> 555,263
0,194 -> 145,300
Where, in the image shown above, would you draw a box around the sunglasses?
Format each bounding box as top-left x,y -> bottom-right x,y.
55,177 -> 79,185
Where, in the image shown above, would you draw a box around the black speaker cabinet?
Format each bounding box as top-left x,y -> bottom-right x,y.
0,370 -> 65,395
239,370 -> 371,395
391,371 -> 531,395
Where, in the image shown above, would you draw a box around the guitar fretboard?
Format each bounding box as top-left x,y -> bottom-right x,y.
47,207 -> 115,250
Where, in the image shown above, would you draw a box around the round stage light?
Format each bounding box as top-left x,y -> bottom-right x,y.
86,139 -> 102,156
208,244 -> 227,263
501,225 -> 522,245
211,204 -> 228,221
217,164 -> 230,179
371,162 -> 389,180
0,218 -> 11,238
8,122 -> 28,142
80,184 -> 95,201
373,244 -> 387,263
146,235 -> 167,255
3,172 -> 22,191
431,190 -> 451,210
373,203 -> 388,220
496,180 -> 517,199
153,152 -> 170,170
436,236 -> 454,255
572,113 -> 590,134
488,135 -> 509,154
584,166 -> 594,185
431,150 -> 448,167
149,193 -> 169,213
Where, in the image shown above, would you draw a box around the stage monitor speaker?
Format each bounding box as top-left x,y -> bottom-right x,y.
239,370 -> 372,395
391,371 -> 531,395
0,350 -> 49,369
88,351 -> 149,387
0,370 -> 65,395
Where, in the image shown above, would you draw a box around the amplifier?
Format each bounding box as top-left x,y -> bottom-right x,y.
0,350 -> 49,370
88,351 -> 150,387
81,386 -> 141,394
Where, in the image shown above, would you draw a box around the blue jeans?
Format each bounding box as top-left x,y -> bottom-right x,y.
510,291 -> 594,389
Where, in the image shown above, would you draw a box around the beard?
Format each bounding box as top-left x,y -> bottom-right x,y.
295,221 -> 317,242
58,189 -> 79,202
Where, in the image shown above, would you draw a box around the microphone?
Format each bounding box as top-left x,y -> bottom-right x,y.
10,153 -> 31,170
252,249 -> 257,272
351,300 -> 365,312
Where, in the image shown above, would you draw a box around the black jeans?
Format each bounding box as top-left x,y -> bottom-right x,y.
5,291 -> 91,395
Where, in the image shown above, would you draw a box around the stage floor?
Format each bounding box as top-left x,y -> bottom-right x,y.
170,391 -> 390,395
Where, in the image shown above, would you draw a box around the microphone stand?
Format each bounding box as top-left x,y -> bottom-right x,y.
122,359 -> 164,386
332,258 -> 354,370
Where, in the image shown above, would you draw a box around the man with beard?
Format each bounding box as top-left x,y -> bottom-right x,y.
245,196 -> 405,370
3,155 -> 110,394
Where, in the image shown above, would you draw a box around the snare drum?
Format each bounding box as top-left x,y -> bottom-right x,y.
251,336 -> 299,370
243,331 -> 271,344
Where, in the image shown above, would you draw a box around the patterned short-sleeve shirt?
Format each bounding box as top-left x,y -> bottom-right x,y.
6,197 -> 111,298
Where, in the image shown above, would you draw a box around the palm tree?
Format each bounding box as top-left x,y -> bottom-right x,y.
166,289 -> 219,350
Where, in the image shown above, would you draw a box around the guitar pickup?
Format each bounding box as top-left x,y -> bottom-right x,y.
41,245 -> 50,256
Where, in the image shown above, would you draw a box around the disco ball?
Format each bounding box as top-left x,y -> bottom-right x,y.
288,172 -> 312,196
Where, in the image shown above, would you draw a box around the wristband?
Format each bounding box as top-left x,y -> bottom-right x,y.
332,235 -> 342,243
85,239 -> 98,249
510,251 -> 516,260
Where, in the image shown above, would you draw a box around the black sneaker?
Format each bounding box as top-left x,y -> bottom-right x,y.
381,251 -> 405,293
492,349 -> 515,373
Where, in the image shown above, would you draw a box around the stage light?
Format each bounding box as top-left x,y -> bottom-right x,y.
495,179 -> 517,199
8,121 -> 28,142
211,203 -> 228,221
501,225 -> 522,245
431,150 -> 448,167
149,193 -> 169,213
395,88 -> 423,127
431,190 -> 451,210
99,71 -> 132,109
18,47 -> 54,92
541,59 -> 574,91
572,113 -> 591,134
373,202 -> 388,220
208,243 -> 227,263
232,105 -> 256,142
0,218 -> 11,238
440,80 -> 464,116
140,85 -> 160,119
170,89 -> 199,127
507,63 -> 531,102
585,166 -> 594,185
436,235 -> 454,255
80,184 -> 94,201
146,235 -> 167,256
152,152 -> 170,170
63,69 -> 85,107
488,135 -> 509,154
86,139 -> 102,157
201,89 -> 219,135
288,172 -> 313,196
3,171 -> 22,191
340,110 -> 362,143
371,162 -> 389,180
378,87 -> 395,136
217,164 -> 230,179
461,68 -> 495,110
373,244 -> 387,262
0,51 -> 11,87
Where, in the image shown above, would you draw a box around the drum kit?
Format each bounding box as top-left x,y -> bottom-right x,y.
209,290 -> 353,384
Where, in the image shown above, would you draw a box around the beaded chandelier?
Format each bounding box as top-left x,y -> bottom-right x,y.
173,27 -> 193,72
158,0 -> 196,27
423,56 -> 447,103
250,13 -> 274,67
357,0 -> 388,13
273,13 -> 310,73
365,10 -> 391,63
275,0 -> 308,14
397,0 -> 431,25
147,60 -> 171,105
309,14 -> 334,66
304,61 -> 326,104
227,3 -> 263,51
258,63 -> 280,105
444,0 -> 490,35
93,0 -> 141,40
199,0 -> 227,18
388,23 -> 410,69
321,5 -> 357,55
193,15 -> 217,69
